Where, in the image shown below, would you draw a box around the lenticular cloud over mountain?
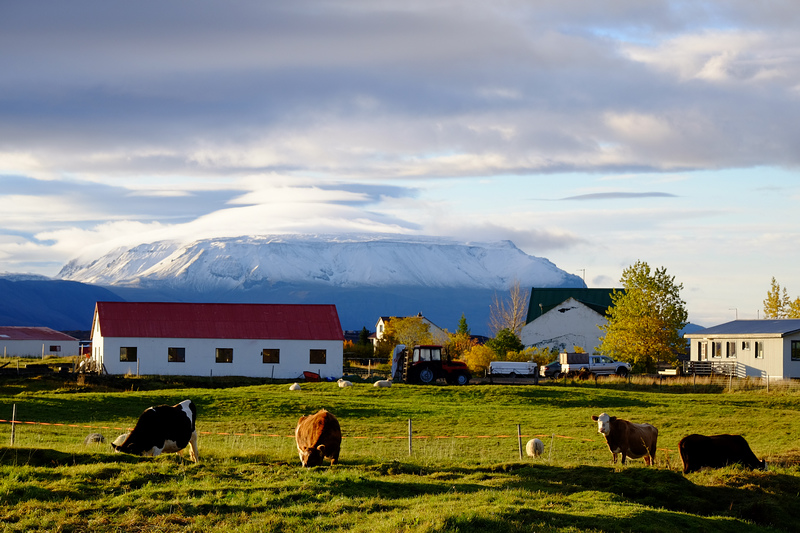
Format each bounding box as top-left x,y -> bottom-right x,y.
58,234 -> 584,292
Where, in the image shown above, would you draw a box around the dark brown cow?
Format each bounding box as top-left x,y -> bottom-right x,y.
294,409 -> 341,467
591,412 -> 658,465
679,434 -> 766,474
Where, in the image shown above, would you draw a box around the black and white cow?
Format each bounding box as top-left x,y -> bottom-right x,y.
112,399 -> 199,462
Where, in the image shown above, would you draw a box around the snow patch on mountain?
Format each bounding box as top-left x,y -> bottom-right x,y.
58,234 -> 585,291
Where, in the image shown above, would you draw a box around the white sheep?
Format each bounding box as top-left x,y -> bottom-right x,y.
373,379 -> 392,388
526,438 -> 544,457
289,382 -> 301,391
337,378 -> 353,388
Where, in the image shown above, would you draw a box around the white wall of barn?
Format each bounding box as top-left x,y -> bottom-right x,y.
0,339 -> 79,358
520,298 -> 606,354
95,336 -> 344,379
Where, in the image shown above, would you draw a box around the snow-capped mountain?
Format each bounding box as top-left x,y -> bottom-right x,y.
58,234 -> 584,291
52,234 -> 584,334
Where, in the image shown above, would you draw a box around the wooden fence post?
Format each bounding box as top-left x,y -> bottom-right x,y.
408,419 -> 412,456
10,404 -> 16,447
517,424 -> 522,460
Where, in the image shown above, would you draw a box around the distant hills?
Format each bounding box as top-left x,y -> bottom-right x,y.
6,234 -> 586,335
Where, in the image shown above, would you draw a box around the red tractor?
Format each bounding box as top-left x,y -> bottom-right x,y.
400,344 -> 471,385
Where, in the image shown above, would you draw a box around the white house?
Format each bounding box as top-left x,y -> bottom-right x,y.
520,288 -> 621,354
0,327 -> 79,358
91,302 -> 344,379
372,313 -> 449,347
684,319 -> 800,379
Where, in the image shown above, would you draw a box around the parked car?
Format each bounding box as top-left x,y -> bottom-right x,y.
540,360 -> 561,379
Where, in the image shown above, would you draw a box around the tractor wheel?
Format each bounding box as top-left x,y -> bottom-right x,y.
616,367 -> 629,378
454,372 -> 470,385
417,365 -> 436,384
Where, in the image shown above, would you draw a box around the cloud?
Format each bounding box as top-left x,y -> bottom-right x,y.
561,192 -> 679,201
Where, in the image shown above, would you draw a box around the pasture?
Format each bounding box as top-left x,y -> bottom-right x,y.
1,375 -> 800,532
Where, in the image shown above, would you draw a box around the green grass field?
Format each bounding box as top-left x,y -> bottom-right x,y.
1,374 -> 799,532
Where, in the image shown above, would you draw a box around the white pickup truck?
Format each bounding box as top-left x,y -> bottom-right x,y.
488,361 -> 539,384
559,352 -> 631,377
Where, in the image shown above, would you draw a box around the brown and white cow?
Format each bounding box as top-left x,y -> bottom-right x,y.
591,412 -> 658,465
679,434 -> 766,474
294,409 -> 341,467
112,399 -> 199,462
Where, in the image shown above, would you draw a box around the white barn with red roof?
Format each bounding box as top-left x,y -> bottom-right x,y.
91,302 -> 344,379
0,327 -> 79,358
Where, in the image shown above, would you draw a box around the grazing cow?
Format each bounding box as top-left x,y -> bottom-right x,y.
591,413 -> 658,465
295,409 -> 342,467
112,399 -> 199,462
373,379 -> 392,388
526,438 -> 544,457
679,434 -> 766,474
289,382 -> 301,391
337,378 -> 353,388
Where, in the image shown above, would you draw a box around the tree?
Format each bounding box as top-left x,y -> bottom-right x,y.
456,314 -> 471,336
598,261 -> 688,373
488,280 -> 529,336
358,327 -> 371,346
485,328 -> 524,359
462,344 -> 494,375
789,297 -> 800,319
385,316 -> 434,352
505,346 -> 555,366
764,277 -> 791,319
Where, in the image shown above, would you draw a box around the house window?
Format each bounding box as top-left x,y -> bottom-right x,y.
711,342 -> 722,359
742,341 -> 750,351
168,347 -> 185,363
792,341 -> 800,362
310,349 -> 327,364
49,345 -> 61,352
216,348 -> 233,363
120,347 -> 137,362
755,341 -> 764,359
262,348 -> 280,364
726,341 -> 737,359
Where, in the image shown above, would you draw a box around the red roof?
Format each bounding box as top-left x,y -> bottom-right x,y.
0,327 -> 78,342
92,302 -> 344,341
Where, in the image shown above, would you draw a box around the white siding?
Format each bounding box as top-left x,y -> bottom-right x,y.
96,335 -> 343,379
0,339 -> 79,358
520,298 -> 606,354
688,335 -> 797,379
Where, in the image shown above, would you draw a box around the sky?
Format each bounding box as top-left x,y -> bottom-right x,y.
2,0 -> 800,328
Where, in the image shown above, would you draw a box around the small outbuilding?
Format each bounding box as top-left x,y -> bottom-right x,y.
90,301 -> 344,379
0,326 -> 79,358
684,319 -> 800,379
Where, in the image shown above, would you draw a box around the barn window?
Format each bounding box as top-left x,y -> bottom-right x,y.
726,342 -> 737,359
742,341 -> 750,351
309,349 -> 327,364
120,347 -> 137,362
216,348 -> 233,363
792,341 -> 800,362
49,345 -> 61,352
262,348 -> 280,364
755,342 -> 764,359
168,347 -> 186,363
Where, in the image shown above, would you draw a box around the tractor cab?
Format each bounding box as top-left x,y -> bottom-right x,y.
402,344 -> 470,385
